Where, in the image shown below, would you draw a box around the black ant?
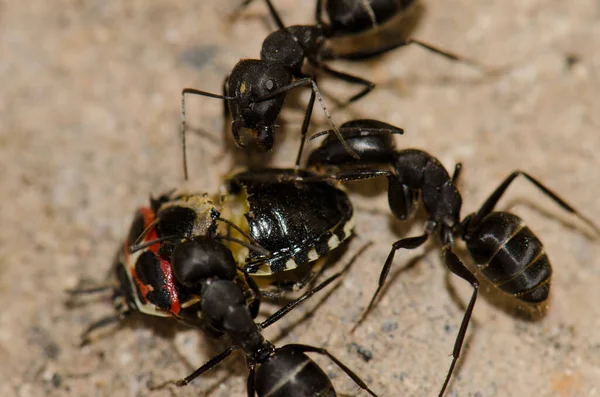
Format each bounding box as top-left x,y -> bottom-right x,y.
305,119 -> 600,396
181,0 -> 364,177
156,239 -> 378,396
239,0 -> 493,104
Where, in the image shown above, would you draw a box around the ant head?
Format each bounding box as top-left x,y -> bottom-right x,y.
171,236 -> 237,290
227,60 -> 292,149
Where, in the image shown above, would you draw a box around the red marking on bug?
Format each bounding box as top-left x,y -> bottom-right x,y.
159,257 -> 181,314
140,207 -> 160,253
131,267 -> 151,303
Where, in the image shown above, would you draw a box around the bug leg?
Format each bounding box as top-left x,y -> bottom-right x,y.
471,170 -> 600,236
79,313 -> 127,347
352,234 -> 429,332
283,344 -> 378,397
438,247 -> 479,397
66,282 -> 113,295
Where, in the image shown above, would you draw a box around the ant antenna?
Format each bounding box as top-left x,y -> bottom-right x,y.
181,88 -> 235,181
129,235 -> 179,254
215,235 -> 271,257
217,216 -> 265,247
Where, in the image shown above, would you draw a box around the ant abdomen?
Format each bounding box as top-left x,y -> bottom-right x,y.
322,0 -> 416,36
465,212 -> 552,303
255,346 -> 336,397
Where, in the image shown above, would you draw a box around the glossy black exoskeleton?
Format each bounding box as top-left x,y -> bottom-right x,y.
220,168 -> 354,295
181,0 -> 360,176
306,119 -> 600,396
239,0 -> 491,106
74,186 -> 375,395
317,0 -> 416,36
165,240 -> 378,397
73,167 -> 357,340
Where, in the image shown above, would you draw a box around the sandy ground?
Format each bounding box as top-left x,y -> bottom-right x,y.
2,0 -> 600,396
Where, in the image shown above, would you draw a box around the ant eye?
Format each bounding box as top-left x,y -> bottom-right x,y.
266,79 -> 275,91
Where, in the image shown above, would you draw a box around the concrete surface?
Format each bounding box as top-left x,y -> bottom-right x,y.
2,0 -> 600,396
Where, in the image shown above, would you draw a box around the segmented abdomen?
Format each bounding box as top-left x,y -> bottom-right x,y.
466,212 -> 552,303
255,346 -> 336,397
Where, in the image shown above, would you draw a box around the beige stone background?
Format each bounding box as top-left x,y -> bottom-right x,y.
2,0 -> 600,396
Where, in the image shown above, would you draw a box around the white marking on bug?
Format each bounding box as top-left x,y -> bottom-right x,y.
284,258 -> 298,271
327,234 -> 340,250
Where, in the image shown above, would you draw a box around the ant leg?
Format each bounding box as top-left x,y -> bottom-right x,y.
260,240 -> 373,298
314,169 -> 394,183
315,0 -> 325,25
181,88 -> 234,181
260,242 -> 371,329
80,313 -> 127,347
175,346 -> 236,386
314,62 -> 375,104
472,170 -> 600,236
438,247 -> 479,397
246,363 -> 256,397
451,163 -> 463,184
284,344 -> 378,397
255,77 -> 359,159
307,122 -> 403,144
259,268 -> 344,329
260,0 -> 286,30
238,0 -> 287,30
325,37 -> 493,74
352,233 -> 429,332
243,272 -> 262,319
258,271 -> 320,298
295,81 -> 316,167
